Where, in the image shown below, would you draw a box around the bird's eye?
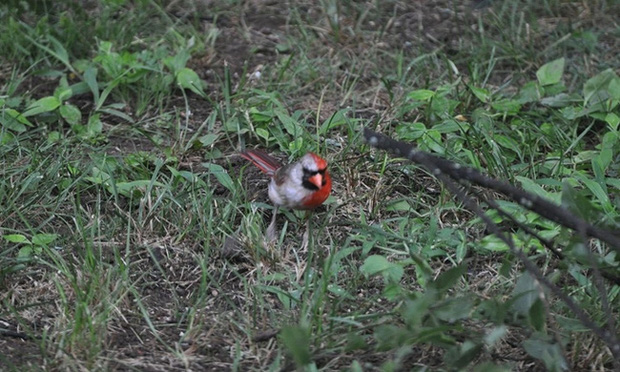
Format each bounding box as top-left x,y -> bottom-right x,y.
303,167 -> 319,176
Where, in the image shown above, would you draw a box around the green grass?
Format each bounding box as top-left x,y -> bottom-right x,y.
1,0 -> 619,370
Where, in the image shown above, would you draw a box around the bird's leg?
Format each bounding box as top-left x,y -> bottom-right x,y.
266,206 -> 279,243
300,211 -> 312,252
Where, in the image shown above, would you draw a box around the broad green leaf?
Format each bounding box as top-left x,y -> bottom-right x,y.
59,104 -> 82,125
54,86 -> 73,101
447,340 -> 484,370
23,96 -> 61,117
434,296 -> 473,322
84,66 -> 100,103
540,93 -> 576,107
529,298 -> 546,332
479,235 -> 510,252
280,326 -> 311,367
515,176 -> 554,200
511,272 -> 538,316
608,75 -> 620,100
469,85 -> 490,103
199,133 -> 220,147
256,127 -> 270,141
32,233 -> 58,246
584,68 -> 617,106
249,107 -> 273,123
203,163 -> 236,193
98,107 -> 134,123
176,67 -> 206,97
4,234 -> 30,244
561,181 -> 600,221
18,246 -> 42,259
407,89 -> 435,101
431,262 -> 467,292
320,109 -> 348,133
516,81 -> 541,103
360,255 -> 392,276
536,58 -> 565,86
572,172 -> 610,210
483,326 -> 507,346
523,335 -> 568,371
396,122 -> 426,141
385,199 -> 412,212
344,334 -> 367,352
0,108 -> 33,132
86,114 -> 103,136
491,99 -> 521,114
605,112 -> 619,130
275,109 -> 300,137
360,255 -> 404,282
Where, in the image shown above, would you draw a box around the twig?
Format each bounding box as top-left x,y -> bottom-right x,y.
363,127 -> 620,361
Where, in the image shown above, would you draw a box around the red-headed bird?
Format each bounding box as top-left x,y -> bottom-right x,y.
240,150 -> 332,244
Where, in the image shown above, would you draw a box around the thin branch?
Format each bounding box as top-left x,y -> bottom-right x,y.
363,127 -> 620,361
363,128 -> 620,252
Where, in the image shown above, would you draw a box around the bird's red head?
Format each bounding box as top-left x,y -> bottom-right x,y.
300,152 -> 331,208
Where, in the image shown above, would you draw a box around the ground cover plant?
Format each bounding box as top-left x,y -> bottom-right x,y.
1,0 -> 619,370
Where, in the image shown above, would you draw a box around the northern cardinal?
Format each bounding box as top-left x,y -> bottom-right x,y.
240,149 -> 332,244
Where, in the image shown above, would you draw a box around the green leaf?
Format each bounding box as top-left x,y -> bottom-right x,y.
479,235 -> 510,252
407,89 -> 435,101
447,340 -> 484,370
176,67 -> 206,97
434,296 -> 473,322
23,96 -> 61,117
255,127 -> 271,141
516,81 -> 541,103
86,113 -> 103,136
59,104 -> 82,125
320,109 -> 348,133
536,58 -> 565,86
4,234 -> 30,244
516,176 -> 556,201
280,326 -> 311,367
605,112 -> 619,131
469,85 -> 490,103
523,335 -> 568,371
274,109 -> 300,137
199,133 -> 220,147
360,255 -> 404,282
483,326 -> 508,347
0,108 -> 33,132
18,245 -> 41,260
431,262 -> 467,292
203,163 -> 236,193
344,333 -> 367,351
32,233 -> 58,247
84,66 -> 100,104
98,107 -> 134,123
385,199 -> 412,212
491,99 -> 521,114
584,68 -> 617,106
561,181 -> 599,221
529,298 -> 546,332
608,74 -> 620,100
511,272 -> 538,316
54,86 -> 73,102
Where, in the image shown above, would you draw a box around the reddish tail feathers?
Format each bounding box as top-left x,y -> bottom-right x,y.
240,150 -> 282,176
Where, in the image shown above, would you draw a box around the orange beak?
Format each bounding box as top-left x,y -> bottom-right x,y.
307,173 -> 323,189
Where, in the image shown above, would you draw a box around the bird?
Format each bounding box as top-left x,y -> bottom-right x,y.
240,149 -> 332,245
